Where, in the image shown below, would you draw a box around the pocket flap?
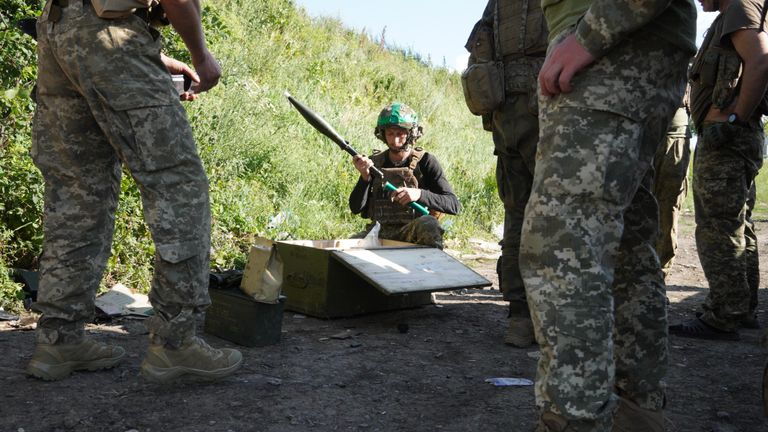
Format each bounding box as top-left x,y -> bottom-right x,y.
93,77 -> 176,111
156,239 -> 202,264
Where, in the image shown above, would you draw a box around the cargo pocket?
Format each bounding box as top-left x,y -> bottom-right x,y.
156,239 -> 203,264
694,151 -> 746,219
93,79 -> 196,173
550,301 -> 613,412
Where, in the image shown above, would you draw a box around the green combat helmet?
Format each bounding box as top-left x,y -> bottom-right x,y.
374,102 -> 424,147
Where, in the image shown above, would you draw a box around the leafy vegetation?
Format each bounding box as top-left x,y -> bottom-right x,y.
0,0 -> 501,310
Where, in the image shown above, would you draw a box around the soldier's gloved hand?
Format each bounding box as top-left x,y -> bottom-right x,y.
353,155 -> 373,182
391,187 -> 421,207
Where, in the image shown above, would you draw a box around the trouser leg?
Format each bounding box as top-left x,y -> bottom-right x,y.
491,93 -> 538,317
694,122 -> 763,331
31,20 -> 121,345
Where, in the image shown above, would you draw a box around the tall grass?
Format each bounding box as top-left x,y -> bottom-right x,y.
103,0 -> 502,293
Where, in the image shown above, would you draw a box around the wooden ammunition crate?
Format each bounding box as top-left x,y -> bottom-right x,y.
275,239 -> 491,318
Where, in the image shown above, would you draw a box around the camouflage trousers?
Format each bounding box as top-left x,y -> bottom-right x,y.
31,0 -> 211,347
491,92 -> 539,317
374,216 -> 444,249
693,120 -> 763,331
652,114 -> 691,278
520,30 -> 689,430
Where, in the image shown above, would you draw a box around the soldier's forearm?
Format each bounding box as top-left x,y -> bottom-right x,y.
162,0 -> 209,64
576,0 -> 672,58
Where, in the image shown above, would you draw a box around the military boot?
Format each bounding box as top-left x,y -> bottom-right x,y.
612,397 -> 664,432
535,412 -> 569,432
140,335 -> 242,383
26,338 -> 126,381
505,316 -> 536,347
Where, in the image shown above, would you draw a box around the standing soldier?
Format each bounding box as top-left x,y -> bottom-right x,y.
653,96 -> 692,280
523,0 -> 696,430
462,0 -> 548,348
670,0 -> 768,341
26,0 -> 242,382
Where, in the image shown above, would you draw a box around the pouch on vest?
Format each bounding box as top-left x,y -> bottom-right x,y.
90,0 -> 156,19
461,61 -> 505,116
461,17 -> 505,116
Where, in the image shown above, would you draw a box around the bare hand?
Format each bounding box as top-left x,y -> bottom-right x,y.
161,54 -> 200,101
539,34 -> 595,97
190,50 -> 221,95
353,155 -> 374,182
391,187 -> 421,207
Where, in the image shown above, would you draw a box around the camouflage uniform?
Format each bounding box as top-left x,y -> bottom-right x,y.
653,106 -> 691,278
687,1 -> 765,333
31,0 -> 211,347
693,124 -> 763,331
520,1 -> 696,429
466,0 -> 547,318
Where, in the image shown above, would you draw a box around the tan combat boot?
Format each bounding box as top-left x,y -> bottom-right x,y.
140,336 -> 242,383
505,316 -> 536,347
26,338 -> 126,381
612,397 -> 664,432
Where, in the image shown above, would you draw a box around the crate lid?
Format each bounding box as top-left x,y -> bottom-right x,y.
330,248 -> 491,295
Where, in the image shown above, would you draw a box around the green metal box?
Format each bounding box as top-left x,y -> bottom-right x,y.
276,239 -> 491,318
204,287 -> 285,347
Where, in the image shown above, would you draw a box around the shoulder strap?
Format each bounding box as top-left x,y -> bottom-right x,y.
493,0 -> 501,60
519,0 -> 529,53
762,0 -> 768,31
370,150 -> 388,169
408,148 -> 425,171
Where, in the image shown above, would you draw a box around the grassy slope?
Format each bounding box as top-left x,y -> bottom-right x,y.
103,0 -> 501,290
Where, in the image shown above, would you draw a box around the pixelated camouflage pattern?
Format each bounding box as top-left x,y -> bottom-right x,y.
693,121 -> 764,331
543,0 -> 696,59
745,184 -> 760,317
31,0 -> 211,347
381,215 -> 444,249
520,26 -> 690,429
653,107 -> 691,278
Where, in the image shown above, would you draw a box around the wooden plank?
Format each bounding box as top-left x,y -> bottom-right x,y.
331,248 -> 491,295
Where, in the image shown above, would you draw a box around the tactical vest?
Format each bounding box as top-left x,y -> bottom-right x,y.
689,3 -> 768,126
367,148 -> 425,227
497,0 -> 548,60
497,0 -> 548,96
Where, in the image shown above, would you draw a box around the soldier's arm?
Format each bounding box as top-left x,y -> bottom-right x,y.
414,155 -> 461,215
539,0 -> 673,97
349,177 -> 371,216
729,28 -> 768,121
162,0 -> 220,94
576,0 -> 673,58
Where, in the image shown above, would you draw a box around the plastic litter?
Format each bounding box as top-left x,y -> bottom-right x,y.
0,307 -> 18,321
485,377 -> 534,386
358,221 -> 382,248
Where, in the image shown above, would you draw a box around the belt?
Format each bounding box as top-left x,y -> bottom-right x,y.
48,0 -> 86,22
53,0 -> 86,7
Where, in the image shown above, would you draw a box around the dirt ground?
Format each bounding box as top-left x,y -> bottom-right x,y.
1,215 -> 767,432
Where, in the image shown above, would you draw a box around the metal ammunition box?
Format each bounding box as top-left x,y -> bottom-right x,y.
276,239 -> 491,318
204,288 -> 285,347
